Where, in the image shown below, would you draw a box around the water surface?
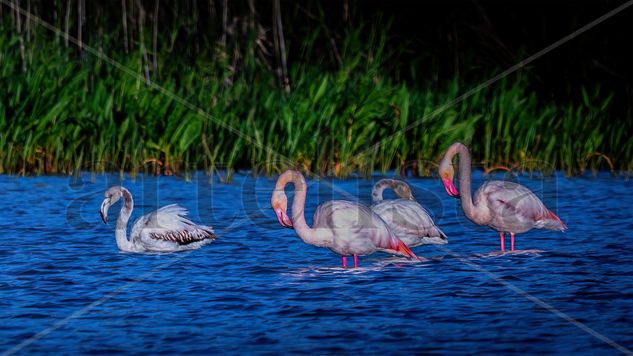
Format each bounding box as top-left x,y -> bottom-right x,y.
1,171 -> 632,354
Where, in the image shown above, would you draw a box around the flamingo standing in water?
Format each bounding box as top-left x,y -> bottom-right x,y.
371,179 -> 448,247
271,170 -> 418,268
438,142 -> 566,251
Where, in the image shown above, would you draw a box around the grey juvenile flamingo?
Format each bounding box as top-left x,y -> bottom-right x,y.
99,186 -> 215,252
438,142 -> 566,251
371,179 -> 447,247
270,170 -> 418,268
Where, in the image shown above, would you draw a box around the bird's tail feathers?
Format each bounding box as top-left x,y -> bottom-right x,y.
392,239 -> 420,260
437,227 -> 448,241
201,225 -> 217,240
536,210 -> 567,231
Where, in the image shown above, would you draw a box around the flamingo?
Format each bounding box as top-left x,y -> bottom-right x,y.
99,186 -> 215,252
270,170 -> 418,268
438,142 -> 567,251
371,179 -> 448,247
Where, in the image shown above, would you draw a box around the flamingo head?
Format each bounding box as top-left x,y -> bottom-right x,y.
393,181 -> 415,201
100,186 -> 123,223
438,159 -> 460,198
271,190 -> 293,228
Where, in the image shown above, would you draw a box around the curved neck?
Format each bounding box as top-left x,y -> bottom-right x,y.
371,179 -> 393,202
115,188 -> 135,252
276,171 -> 323,246
448,143 -> 477,219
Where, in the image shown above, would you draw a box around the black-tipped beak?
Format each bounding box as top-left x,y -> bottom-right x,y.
442,179 -> 460,199
274,208 -> 293,228
100,199 -> 110,224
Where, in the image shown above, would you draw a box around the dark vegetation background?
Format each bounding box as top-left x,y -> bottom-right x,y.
0,0 -> 631,178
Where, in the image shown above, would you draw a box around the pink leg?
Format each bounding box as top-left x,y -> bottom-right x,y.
354,255 -> 359,268
511,233 -> 515,251
342,256 -> 347,268
499,232 -> 505,251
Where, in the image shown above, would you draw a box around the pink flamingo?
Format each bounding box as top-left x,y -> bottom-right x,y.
439,143 -> 567,251
271,170 -> 418,268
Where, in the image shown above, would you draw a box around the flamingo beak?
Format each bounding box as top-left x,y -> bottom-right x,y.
442,179 -> 460,198
100,199 -> 110,224
275,208 -> 293,228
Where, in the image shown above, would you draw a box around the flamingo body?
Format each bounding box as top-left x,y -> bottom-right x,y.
129,204 -> 216,252
371,179 -> 447,247
372,199 -> 447,247
312,200 -> 414,257
473,180 -> 566,234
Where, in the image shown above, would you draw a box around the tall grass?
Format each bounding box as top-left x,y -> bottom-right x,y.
0,20 -> 630,179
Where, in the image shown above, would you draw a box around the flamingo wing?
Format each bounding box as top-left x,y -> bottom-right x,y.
372,199 -> 447,246
313,200 -> 417,258
131,204 -> 216,245
481,181 -> 565,231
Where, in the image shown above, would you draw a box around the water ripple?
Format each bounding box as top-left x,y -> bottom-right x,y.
0,172 -> 632,354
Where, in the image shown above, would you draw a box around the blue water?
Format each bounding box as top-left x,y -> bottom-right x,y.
1,171 -> 632,354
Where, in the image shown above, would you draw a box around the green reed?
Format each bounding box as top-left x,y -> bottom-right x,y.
0,21 -> 630,179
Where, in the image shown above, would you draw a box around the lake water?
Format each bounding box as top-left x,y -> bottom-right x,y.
1,171 -> 632,354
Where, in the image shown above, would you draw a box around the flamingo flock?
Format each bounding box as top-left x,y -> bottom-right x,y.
270,170 -> 418,268
99,142 -> 566,267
